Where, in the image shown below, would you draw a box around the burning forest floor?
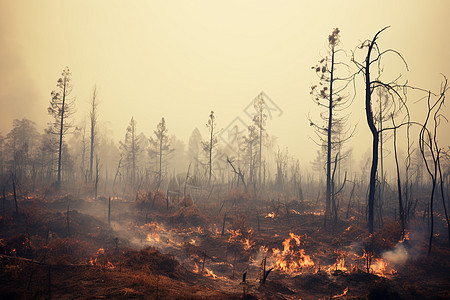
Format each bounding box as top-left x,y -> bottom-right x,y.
1,189 -> 450,299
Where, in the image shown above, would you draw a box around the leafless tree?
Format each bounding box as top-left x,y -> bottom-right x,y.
418,77 -> 449,254
89,85 -> 99,181
242,125 -> 258,185
253,93 -> 267,186
352,26 -> 409,233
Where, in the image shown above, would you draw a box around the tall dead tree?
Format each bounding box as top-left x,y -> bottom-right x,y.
310,28 -> 353,224
243,125 -> 258,185
202,111 -> 218,185
89,85 -> 98,181
418,77 -> 449,255
48,67 -> 75,188
252,93 -> 267,186
352,26 -> 409,233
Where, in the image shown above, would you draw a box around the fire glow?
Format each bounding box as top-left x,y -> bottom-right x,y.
271,233 -> 315,274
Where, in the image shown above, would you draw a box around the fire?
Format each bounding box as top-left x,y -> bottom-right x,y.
271,233 -> 314,274
370,258 -> 387,277
192,263 -> 218,279
327,256 -> 348,274
146,233 -> 161,243
242,238 -> 254,250
193,262 -> 200,273
332,287 -> 348,299
89,248 -> 115,269
345,225 -> 352,231
265,212 -> 275,218
227,229 -> 242,243
204,267 -> 218,279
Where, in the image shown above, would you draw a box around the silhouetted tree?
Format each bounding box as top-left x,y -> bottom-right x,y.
188,128 -> 203,182
89,85 -> 99,181
418,78 -> 449,254
310,28 -> 353,223
243,125 -> 258,185
252,93 -> 268,186
47,67 -> 75,188
120,117 -> 141,187
5,119 -> 39,181
149,117 -> 171,187
352,27 -> 409,233
202,111 -> 218,184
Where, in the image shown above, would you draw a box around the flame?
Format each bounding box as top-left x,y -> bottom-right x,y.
146,233 -> 161,243
242,238 -> 255,250
401,231 -> 410,242
345,225 -> 352,231
227,229 -> 242,243
271,232 -> 314,274
332,287 -> 348,298
327,256 -> 348,274
265,212 -> 275,218
370,258 -> 387,277
193,262 -> 200,273
204,267 -> 218,279
89,248 -> 115,269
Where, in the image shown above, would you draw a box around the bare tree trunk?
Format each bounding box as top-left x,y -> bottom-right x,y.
392,118 -> 405,236
326,45 -> 335,224
89,86 -> 98,181
57,78 -> 67,188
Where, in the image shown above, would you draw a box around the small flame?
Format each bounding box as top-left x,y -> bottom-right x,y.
193,262 -> 200,273
265,212 -> 275,218
327,256 -> 348,274
332,287 -> 348,298
146,233 -> 161,243
242,238 -> 255,250
204,267 -> 218,279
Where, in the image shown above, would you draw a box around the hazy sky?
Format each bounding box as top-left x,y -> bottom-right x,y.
1,0 -> 449,170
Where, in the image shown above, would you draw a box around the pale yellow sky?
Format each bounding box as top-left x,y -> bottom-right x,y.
1,0 -> 449,171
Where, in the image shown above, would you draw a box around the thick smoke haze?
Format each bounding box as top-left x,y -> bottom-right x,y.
1,0 -> 449,174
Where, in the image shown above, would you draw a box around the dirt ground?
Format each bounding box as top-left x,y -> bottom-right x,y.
1,189 -> 449,299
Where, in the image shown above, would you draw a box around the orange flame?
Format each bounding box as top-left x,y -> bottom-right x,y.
242,238 -> 255,250
265,212 -> 275,218
271,233 -> 314,274
332,287 -> 348,298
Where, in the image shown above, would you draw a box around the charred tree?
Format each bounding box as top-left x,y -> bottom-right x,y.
202,111 -> 218,185
48,67 -> 75,188
89,85 -> 98,182
352,26 -> 408,233
418,78 -> 449,254
310,28 -> 353,224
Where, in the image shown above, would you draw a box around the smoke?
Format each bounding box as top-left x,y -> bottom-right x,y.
0,3 -> 42,133
382,243 -> 409,265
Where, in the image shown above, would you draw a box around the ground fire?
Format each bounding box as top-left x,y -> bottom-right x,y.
1,186 -> 449,299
